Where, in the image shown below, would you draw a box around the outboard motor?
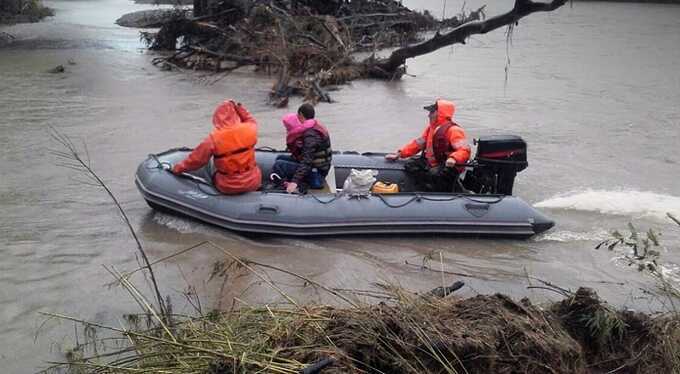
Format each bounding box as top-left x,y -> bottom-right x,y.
463,135 -> 528,195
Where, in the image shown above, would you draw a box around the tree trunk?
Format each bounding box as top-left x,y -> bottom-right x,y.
370,0 -> 568,77
193,0 -> 205,17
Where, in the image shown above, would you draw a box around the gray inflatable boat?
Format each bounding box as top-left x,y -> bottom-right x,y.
135,135 -> 555,237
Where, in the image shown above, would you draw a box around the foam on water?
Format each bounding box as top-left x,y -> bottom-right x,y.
659,263 -> 680,286
535,189 -> 680,221
533,229 -> 611,243
153,212 -> 208,234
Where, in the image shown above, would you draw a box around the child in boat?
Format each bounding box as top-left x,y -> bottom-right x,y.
271,103 -> 332,194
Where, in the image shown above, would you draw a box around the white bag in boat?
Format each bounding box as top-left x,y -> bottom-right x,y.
342,169 -> 378,195
325,164 -> 337,193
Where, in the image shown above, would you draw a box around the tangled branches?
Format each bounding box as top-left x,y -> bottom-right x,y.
134,0 -> 567,104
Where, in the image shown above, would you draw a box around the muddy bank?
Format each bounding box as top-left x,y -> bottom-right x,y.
51,286 -> 680,373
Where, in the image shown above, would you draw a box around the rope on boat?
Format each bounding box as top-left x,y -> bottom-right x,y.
375,193 -> 505,209
375,194 -> 422,208
309,193 -> 343,205
147,152 -> 507,208
148,153 -> 172,171
148,152 -> 223,196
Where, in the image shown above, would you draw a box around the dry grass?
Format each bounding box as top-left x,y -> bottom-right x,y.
40,256 -> 680,374
36,216 -> 680,374
45,291 -> 585,373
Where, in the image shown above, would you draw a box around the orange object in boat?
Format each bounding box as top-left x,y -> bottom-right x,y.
372,181 -> 399,194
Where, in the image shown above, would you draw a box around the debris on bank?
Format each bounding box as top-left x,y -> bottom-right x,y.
130,0 -> 572,105
0,0 -> 53,25
52,287 -> 680,373
127,0 -> 495,105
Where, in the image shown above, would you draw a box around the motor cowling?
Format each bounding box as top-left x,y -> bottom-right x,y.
463,135 -> 528,195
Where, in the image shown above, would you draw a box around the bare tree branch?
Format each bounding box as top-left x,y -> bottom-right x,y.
48,125 -> 168,321
370,0 -> 568,76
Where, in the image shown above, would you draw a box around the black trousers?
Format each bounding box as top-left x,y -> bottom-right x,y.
404,157 -> 460,193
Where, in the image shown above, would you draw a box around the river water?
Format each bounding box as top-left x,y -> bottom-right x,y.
1,0 -> 680,372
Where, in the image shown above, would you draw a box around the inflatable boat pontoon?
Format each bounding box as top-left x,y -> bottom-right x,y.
136,135 -> 554,237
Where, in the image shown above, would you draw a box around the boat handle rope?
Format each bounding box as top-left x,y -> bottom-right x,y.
375,194 -> 422,208
310,191 -> 504,209
375,193 -> 505,209
148,153 -> 223,196
309,193 -> 343,204
148,153 -> 172,171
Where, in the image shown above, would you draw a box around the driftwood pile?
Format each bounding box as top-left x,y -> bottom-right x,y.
142,0 -> 567,105
0,0 -> 53,24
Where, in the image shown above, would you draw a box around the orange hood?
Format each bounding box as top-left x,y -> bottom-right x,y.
212,101 -> 242,130
431,99 -> 456,126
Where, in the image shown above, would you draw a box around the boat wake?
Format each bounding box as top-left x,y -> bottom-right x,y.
153,212 -> 209,234
535,189 -> 680,221
532,229 -> 611,242
659,263 -> 680,286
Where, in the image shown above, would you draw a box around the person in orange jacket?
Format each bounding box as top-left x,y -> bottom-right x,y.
171,100 -> 262,194
385,99 -> 471,192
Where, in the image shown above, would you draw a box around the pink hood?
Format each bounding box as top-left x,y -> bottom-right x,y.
283,113 -> 318,144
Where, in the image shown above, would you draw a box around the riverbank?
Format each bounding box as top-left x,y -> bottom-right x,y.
0,0 -> 53,25
51,286 -> 680,373
4,0 -> 680,372
44,218 -> 680,373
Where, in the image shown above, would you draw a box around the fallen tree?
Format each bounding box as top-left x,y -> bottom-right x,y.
137,0 -> 566,105
115,8 -> 190,28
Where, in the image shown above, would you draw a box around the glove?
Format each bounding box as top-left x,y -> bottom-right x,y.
285,181 -> 299,194
385,152 -> 401,161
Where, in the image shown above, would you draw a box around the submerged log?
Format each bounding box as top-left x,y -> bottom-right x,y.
426,281 -> 465,298
116,9 -> 189,28
47,65 -> 65,74
0,31 -> 15,46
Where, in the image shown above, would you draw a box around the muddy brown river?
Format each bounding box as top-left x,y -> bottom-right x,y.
1,0 -> 680,371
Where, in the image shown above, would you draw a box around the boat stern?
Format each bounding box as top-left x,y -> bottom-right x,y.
530,211 -> 555,234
